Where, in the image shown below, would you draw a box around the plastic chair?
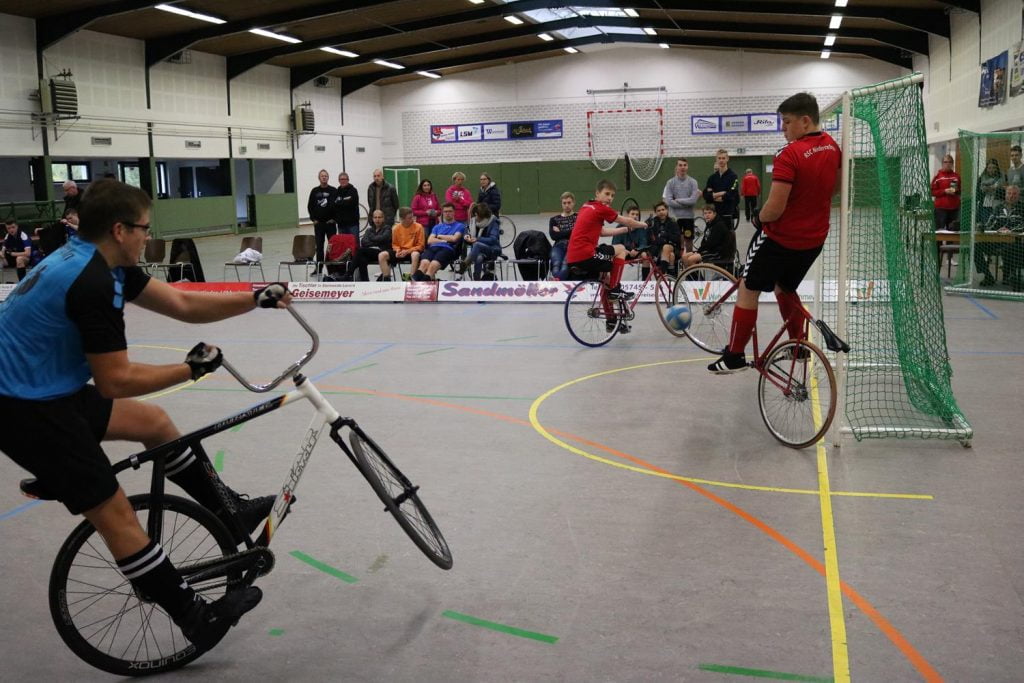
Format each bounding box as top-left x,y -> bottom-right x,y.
277,235 -> 317,282
141,239 -> 196,281
223,236 -> 266,281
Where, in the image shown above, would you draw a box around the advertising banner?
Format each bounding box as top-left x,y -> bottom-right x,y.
287,281 -> 408,302
691,116 -> 721,134
535,120 -> 564,138
430,125 -> 456,143
749,113 -> 780,132
457,124 -> 482,142
722,115 -> 750,133
431,119 -> 562,143
483,123 -> 508,140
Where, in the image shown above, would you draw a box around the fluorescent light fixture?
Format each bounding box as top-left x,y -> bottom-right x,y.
155,4 -> 225,24
538,33 -> 554,41
469,0 -> 485,4
824,34 -> 836,46
835,0 -> 848,6
504,15 -> 524,25
820,50 -> 832,59
417,70 -> 442,79
249,28 -> 301,44
643,27 -> 657,35
624,8 -> 639,17
564,46 -> 579,54
320,47 -> 358,58
829,14 -> 843,30
373,59 -> 405,70
659,42 -> 669,49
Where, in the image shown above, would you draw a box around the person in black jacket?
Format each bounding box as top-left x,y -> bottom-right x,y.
307,169 -> 336,273
332,171 -> 360,238
475,172 -> 502,216
682,203 -> 734,269
703,149 -> 739,227
354,210 -> 393,281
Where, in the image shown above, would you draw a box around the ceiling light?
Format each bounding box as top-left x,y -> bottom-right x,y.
835,0 -> 848,6
824,34 -> 836,46
417,70 -> 442,79
504,15 -> 524,25
659,43 -> 669,49
468,0 -> 485,4
643,27 -> 657,35
829,15 -> 843,30
320,47 -> 358,58
155,4 -> 225,24
373,59 -> 405,70
624,8 -> 639,17
564,47 -> 579,54
820,50 -> 832,59
249,28 -> 301,44
538,33 -> 554,41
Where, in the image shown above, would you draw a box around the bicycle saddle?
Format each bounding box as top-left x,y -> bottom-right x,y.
20,477 -> 58,500
814,320 -> 851,354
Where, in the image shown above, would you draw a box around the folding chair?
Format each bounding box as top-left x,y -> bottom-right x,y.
223,236 -> 266,281
141,239 -> 196,281
277,235 -> 317,282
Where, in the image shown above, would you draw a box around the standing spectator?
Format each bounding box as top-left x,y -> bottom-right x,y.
332,172 -> 360,239
2,220 -> 32,280
354,210 -> 392,281
367,169 -> 400,225
464,204 -> 502,280
740,168 -> 762,223
411,179 -> 440,231
307,169 -> 336,274
548,192 -> 577,279
476,172 -> 502,216
384,207 -> 425,280
61,180 -> 81,216
930,154 -> 961,231
662,158 -> 701,252
445,172 -> 473,224
1006,145 -> 1023,192
977,159 -> 1005,227
646,201 -> 681,274
703,149 -> 740,228
412,203 -> 464,281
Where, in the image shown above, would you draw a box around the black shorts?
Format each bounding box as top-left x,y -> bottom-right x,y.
566,243 -> 615,279
422,244 -> 456,268
676,218 -> 695,240
741,231 -> 822,292
0,385 -> 117,514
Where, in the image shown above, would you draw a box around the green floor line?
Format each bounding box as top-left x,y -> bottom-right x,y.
698,663 -> 833,682
230,423 -> 244,432
268,628 -> 285,636
496,335 -> 539,342
289,550 -> 358,583
415,346 -> 455,356
342,362 -> 379,374
213,450 -> 225,473
441,610 -> 558,644
183,386 -> 533,400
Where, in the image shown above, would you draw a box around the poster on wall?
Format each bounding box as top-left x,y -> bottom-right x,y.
457,124 -> 482,142
509,122 -> 536,139
722,115 -> 749,133
431,125 -> 456,143
691,116 -> 721,134
535,120 -> 564,138
484,123 -> 508,139
749,113 -> 780,132
978,50 -> 1008,107
430,119 -> 562,143
1009,41 -> 1024,98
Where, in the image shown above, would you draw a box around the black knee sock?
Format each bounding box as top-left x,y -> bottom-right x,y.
166,448 -> 232,512
17,267 -> 26,280
117,539 -> 197,621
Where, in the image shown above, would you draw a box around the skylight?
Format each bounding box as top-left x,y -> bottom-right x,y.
500,3 -> 652,41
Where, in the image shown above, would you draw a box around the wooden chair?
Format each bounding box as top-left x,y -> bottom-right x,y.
223,236 -> 266,281
277,234 -> 316,281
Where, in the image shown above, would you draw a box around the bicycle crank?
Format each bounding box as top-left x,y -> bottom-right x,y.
180,547 -> 276,586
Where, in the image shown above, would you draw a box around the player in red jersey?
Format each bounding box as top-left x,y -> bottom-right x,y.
565,179 -> 648,300
708,92 -> 841,374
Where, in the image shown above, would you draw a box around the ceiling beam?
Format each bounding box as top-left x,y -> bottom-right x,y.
38,0 -> 169,51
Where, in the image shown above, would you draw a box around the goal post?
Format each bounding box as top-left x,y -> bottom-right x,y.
818,73 -> 973,446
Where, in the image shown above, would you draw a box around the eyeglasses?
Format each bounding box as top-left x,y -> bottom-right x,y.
121,221 -> 151,233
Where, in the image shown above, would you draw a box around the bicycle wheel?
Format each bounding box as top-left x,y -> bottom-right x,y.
499,215 -> 517,249
49,494 -> 237,676
691,216 -> 707,249
674,264 -> 738,352
620,197 -> 639,216
758,339 -> 837,449
564,280 -> 620,347
359,203 -> 371,237
652,273 -> 685,337
347,428 -> 453,570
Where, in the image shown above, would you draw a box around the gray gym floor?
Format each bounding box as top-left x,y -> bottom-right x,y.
1,219 -> 1022,681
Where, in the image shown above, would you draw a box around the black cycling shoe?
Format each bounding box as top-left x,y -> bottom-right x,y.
606,285 -> 635,301
178,587 -> 263,653
218,493 -> 286,544
707,350 -> 748,374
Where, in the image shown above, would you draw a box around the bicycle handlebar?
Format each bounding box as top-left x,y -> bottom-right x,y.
219,305 -> 320,393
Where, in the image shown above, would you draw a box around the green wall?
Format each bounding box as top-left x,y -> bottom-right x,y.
252,193 -> 299,232
152,197 -> 236,239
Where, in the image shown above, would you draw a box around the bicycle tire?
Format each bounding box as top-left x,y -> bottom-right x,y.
498,215 -> 517,250
757,339 -> 837,449
49,494 -> 238,676
674,263 -> 738,353
358,203 -> 371,237
564,280 -> 620,347
652,273 -> 685,337
691,216 -> 707,249
347,428 -> 453,570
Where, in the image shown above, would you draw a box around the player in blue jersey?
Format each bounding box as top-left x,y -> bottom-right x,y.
0,179 -> 292,651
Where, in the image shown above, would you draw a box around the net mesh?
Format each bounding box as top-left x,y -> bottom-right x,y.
586,107 -> 665,180
819,77 -> 972,441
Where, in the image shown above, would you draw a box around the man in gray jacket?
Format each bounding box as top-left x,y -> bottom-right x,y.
663,158 -> 702,252
367,169 -> 400,224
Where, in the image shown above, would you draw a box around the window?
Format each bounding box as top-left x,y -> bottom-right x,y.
51,161 -> 91,184
118,162 -> 141,188
156,162 -> 169,198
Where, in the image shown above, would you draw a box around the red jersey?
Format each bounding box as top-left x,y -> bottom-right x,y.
740,174 -> 761,197
764,130 -> 841,250
930,170 -> 961,211
566,200 -> 618,262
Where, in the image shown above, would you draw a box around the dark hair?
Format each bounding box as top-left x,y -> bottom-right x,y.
4,219 -> 16,226
653,200 -> 667,211
1011,145 -> 1022,154
985,158 -> 1001,174
417,179 -> 433,194
676,157 -> 688,164
702,203 -> 717,213
778,92 -> 820,124
596,179 -> 616,193
77,179 -> 152,242
441,202 -> 455,210
473,204 -> 492,220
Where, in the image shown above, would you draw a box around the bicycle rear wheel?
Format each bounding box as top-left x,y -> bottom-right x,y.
498,215 -> 517,249
564,280 -> 620,347
652,273 -> 685,337
348,427 -> 453,570
757,339 -> 837,449
49,494 -> 238,676
674,264 -> 738,352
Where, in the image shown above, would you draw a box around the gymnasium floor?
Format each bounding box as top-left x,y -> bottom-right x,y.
0,219 -> 1022,682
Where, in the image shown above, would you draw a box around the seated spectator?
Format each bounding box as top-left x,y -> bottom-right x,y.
383,207 -> 425,281
354,210 -> 392,281
411,203 -> 463,281
324,232 -> 357,281
682,203 -> 733,269
993,185 -> 1024,289
2,220 -> 33,280
463,204 -> 502,280
612,206 -> 651,278
35,209 -> 78,259
646,201 -> 681,273
548,192 -> 577,280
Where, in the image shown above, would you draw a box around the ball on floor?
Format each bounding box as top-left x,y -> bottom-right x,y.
664,305 -> 692,332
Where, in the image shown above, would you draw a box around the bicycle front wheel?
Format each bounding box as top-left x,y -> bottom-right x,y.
758,339 -> 837,449
348,427 -> 453,570
652,273 -> 685,337
499,215 -> 517,249
674,264 -> 738,352
49,494 -> 237,676
564,280 -> 620,347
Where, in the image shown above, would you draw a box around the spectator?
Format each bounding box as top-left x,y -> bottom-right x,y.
411,203 -> 464,281
682,203 -> 733,269
703,149 -> 740,228
662,158 -> 701,252
646,201 -> 681,273
61,179 -> 81,215
332,172 -> 360,239
384,207 -> 425,281
354,210 -> 392,281
445,172 -> 473,224
995,185 -> 1024,288
463,204 -> 502,280
613,206 -> 651,279
36,208 -> 79,258
1007,145 -> 1023,192
2,220 -> 32,280
367,168 -> 400,225
930,154 -> 961,231
476,172 -> 502,216
548,191 -> 577,280
411,179 -> 440,231
740,168 -> 762,223
307,169 -> 336,274
977,158 -> 1005,227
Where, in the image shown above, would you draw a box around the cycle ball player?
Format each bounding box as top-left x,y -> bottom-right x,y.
0,179 -> 292,651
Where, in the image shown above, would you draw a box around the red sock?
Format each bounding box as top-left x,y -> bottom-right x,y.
609,258 -> 625,288
728,305 -> 758,354
775,290 -> 805,340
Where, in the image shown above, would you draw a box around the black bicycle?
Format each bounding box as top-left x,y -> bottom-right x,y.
24,306 -> 452,676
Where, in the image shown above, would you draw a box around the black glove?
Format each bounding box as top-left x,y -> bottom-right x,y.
185,342 -> 223,381
254,282 -> 288,309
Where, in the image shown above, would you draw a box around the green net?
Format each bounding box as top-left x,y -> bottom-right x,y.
819,76 -> 972,442
945,130 -> 1024,300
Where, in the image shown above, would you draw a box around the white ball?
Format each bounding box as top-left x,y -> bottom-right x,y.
665,305 -> 692,331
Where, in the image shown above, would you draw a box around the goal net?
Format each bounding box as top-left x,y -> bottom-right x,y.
586,91 -> 666,181
818,74 -> 972,444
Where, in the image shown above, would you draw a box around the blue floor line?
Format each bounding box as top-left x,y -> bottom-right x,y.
0,499 -> 43,521
964,295 -> 999,320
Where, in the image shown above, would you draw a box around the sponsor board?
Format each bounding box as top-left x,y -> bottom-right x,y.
431,119 -> 562,143
288,281 -> 408,302
0,283 -> 15,301
535,120 -> 564,138
431,125 -> 456,143
169,282 -> 255,293
722,115 -> 749,133
438,280 -> 566,302
404,281 -> 438,302
691,116 -> 721,134
457,124 -> 482,141
483,123 -> 508,140
749,113 -> 781,132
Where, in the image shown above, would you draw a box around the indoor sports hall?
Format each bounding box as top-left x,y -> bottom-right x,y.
0,2 -> 1022,682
